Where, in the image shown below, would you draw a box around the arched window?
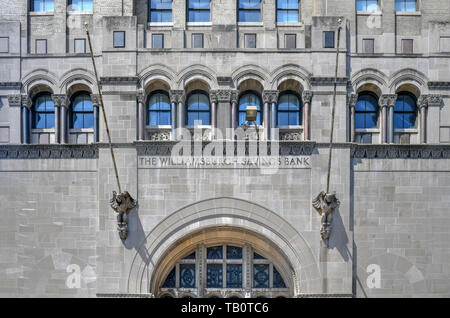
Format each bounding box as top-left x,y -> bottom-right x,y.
394,93 -> 417,129
277,92 -> 302,126
70,93 -> 94,129
32,93 -> 55,129
238,92 -> 262,125
147,91 -> 171,126
355,93 -> 379,129
160,244 -> 288,298
186,91 -> 210,126
395,0 -> 416,12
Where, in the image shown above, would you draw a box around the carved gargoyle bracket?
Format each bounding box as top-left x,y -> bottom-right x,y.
110,191 -> 137,240
312,191 -> 340,244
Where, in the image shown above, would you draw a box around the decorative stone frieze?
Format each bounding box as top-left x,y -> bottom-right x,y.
7,95 -> 22,107
0,145 -> 98,159
351,144 -> 450,159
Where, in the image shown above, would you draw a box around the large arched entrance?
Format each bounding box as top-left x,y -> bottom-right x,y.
127,197 -> 321,297
153,227 -> 292,298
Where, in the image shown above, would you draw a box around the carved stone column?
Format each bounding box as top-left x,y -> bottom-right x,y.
231,91 -> 238,136
137,92 -> 145,141
91,94 -> 100,143
303,91 -> 313,141
170,90 -> 185,140
380,94 -> 397,144
209,91 -> 218,140
348,94 -> 357,143
263,90 -> 279,140
418,95 -> 428,144
169,92 -> 178,141
52,94 -> 67,144
18,95 -> 31,144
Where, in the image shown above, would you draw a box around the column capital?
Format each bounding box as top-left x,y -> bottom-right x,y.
379,94 -> 397,108
7,94 -> 22,107
231,90 -> 239,103
21,95 -> 32,109
262,90 -> 279,103
210,89 -> 238,103
427,94 -> 443,107
91,94 -> 100,106
417,95 -> 429,109
302,90 -> 313,104
137,92 -> 145,104
348,93 -> 358,109
51,94 -> 68,108
170,90 -> 185,103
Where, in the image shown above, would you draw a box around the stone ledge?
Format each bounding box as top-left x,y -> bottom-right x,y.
0,144 -> 99,159
351,144 -> 450,159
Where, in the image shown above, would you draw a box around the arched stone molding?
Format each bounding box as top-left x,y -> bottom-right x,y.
22,69 -> 58,97
231,64 -> 270,89
138,64 -> 176,93
177,64 -> 218,91
389,68 -> 428,96
350,68 -> 388,95
127,197 -> 321,296
270,64 -> 312,91
59,68 -> 95,96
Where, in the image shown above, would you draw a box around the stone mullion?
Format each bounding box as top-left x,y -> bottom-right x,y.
263,90 -> 279,140
348,94 -> 357,143
380,94 -> 397,144
171,90 -> 185,140
52,94 -> 67,144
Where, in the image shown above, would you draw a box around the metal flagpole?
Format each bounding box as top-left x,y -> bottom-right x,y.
85,23 -> 136,240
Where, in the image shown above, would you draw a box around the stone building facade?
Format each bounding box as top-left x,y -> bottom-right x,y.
0,0 -> 450,298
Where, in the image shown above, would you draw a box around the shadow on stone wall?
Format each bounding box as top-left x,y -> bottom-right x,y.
123,203 -> 150,264
328,208 -> 350,262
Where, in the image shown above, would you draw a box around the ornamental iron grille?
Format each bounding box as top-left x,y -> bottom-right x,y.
159,244 -> 289,298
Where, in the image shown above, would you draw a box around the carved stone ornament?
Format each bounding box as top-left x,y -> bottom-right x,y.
149,130 -> 171,141
170,90 -> 185,103
302,90 -> 313,104
348,93 -> 358,108
280,131 -> 302,141
7,95 -> 22,107
312,191 -> 340,242
52,94 -> 68,107
110,191 -> 137,240
379,94 -> 397,108
262,90 -> 279,103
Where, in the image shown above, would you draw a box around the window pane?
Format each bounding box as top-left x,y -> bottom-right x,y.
278,95 -> 290,111
277,11 -> 288,23
113,32 -> 125,48
355,113 -> 366,129
75,39 -> 85,53
152,34 -> 164,48
179,264 -> 196,288
33,113 -> 45,129
162,267 -> 176,288
207,264 -> 222,288
183,252 -> 196,260
366,112 -> 378,129
83,113 -> 94,129
395,0 -> 404,11
363,39 -> 374,54
289,111 -> 300,125
226,246 -> 242,259
226,264 -> 242,288
278,112 -> 289,126
151,0 -> 172,9
197,94 -> 209,110
253,264 -> 269,288
149,111 -> 159,126
45,112 -> 55,129
159,111 -> 171,125
324,31 -> 335,48
239,0 -> 261,9
287,0 -> 299,9
192,33 -> 204,48
239,10 -> 260,22
394,112 -> 404,129
254,252 -> 266,259
82,0 -> 93,11
207,246 -> 222,259
244,34 -> 256,48
287,10 -> 298,22
356,0 -> 365,11
189,0 -> 210,9
45,0 -> 54,12
273,267 -> 287,288
238,112 -> 247,126
367,0 -> 378,12
405,0 -> 416,12
198,111 -> 210,125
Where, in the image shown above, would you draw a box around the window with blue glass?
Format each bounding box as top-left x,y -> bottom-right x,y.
226,264 -> 243,288
207,264 -> 223,288
395,0 -> 416,12
186,91 -> 210,126
394,93 -> 417,129
68,0 -> 93,11
238,92 -> 262,125
238,0 -> 261,22
70,93 -> 94,129
273,267 -> 287,288
277,92 -> 302,126
147,91 -> 171,126
277,0 -> 299,23
30,0 -> 54,12
188,0 -> 210,22
32,93 -> 55,129
179,264 -> 196,288
162,268 -> 176,288
356,0 -> 378,12
150,0 -> 172,22
355,93 -> 379,129
253,264 -> 269,288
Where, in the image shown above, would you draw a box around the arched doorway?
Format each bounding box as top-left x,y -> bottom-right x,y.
152,227 -> 292,298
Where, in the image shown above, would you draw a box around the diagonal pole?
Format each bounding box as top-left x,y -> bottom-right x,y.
326,20 -> 342,194
85,23 -> 122,194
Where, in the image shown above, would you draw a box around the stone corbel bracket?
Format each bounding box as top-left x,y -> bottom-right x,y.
110,191 -> 137,240
312,191 -> 340,244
